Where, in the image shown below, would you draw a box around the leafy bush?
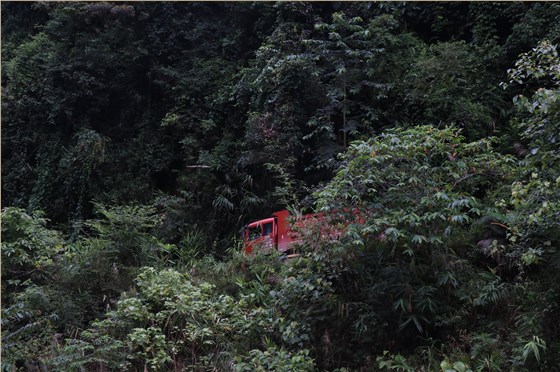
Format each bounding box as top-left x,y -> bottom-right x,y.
1,208 -> 65,370
316,125 -> 514,335
57,267 -> 282,370
235,346 -> 316,371
1,207 -> 64,291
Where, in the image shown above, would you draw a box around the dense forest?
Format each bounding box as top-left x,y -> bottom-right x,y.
2,2 -> 560,370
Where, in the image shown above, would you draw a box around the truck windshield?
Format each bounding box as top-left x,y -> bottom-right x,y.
247,226 -> 262,241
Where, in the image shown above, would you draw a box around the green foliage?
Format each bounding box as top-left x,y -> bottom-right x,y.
84,202 -> 164,266
377,351 -> 414,371
468,333 -> 506,371
1,207 -> 64,297
161,228 -> 206,267
502,40 -> 560,368
310,126 -> 518,367
57,202 -> 170,322
497,41 -> 560,278
2,1 -> 547,239
1,203 -> 173,370
3,3 -> 560,371
57,267 -> 282,370
304,12 -> 421,168
4,31 -> 56,97
1,287 -> 59,372
235,346 -> 316,371
440,359 -> 472,372
505,40 -> 560,162
317,126 -> 512,250
60,129 -> 110,218
400,41 -> 502,139
307,12 -> 388,147
1,208 -> 65,371
521,336 -> 546,365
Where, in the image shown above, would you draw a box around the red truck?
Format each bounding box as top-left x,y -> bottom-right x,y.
242,209 -> 344,256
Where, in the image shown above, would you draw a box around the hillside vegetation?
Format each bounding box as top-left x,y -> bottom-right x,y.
2,2 -> 560,371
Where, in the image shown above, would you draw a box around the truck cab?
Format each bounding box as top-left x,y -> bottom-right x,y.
243,209 -> 363,256
244,217 -> 275,254
243,210 -> 293,255
243,210 -> 330,256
